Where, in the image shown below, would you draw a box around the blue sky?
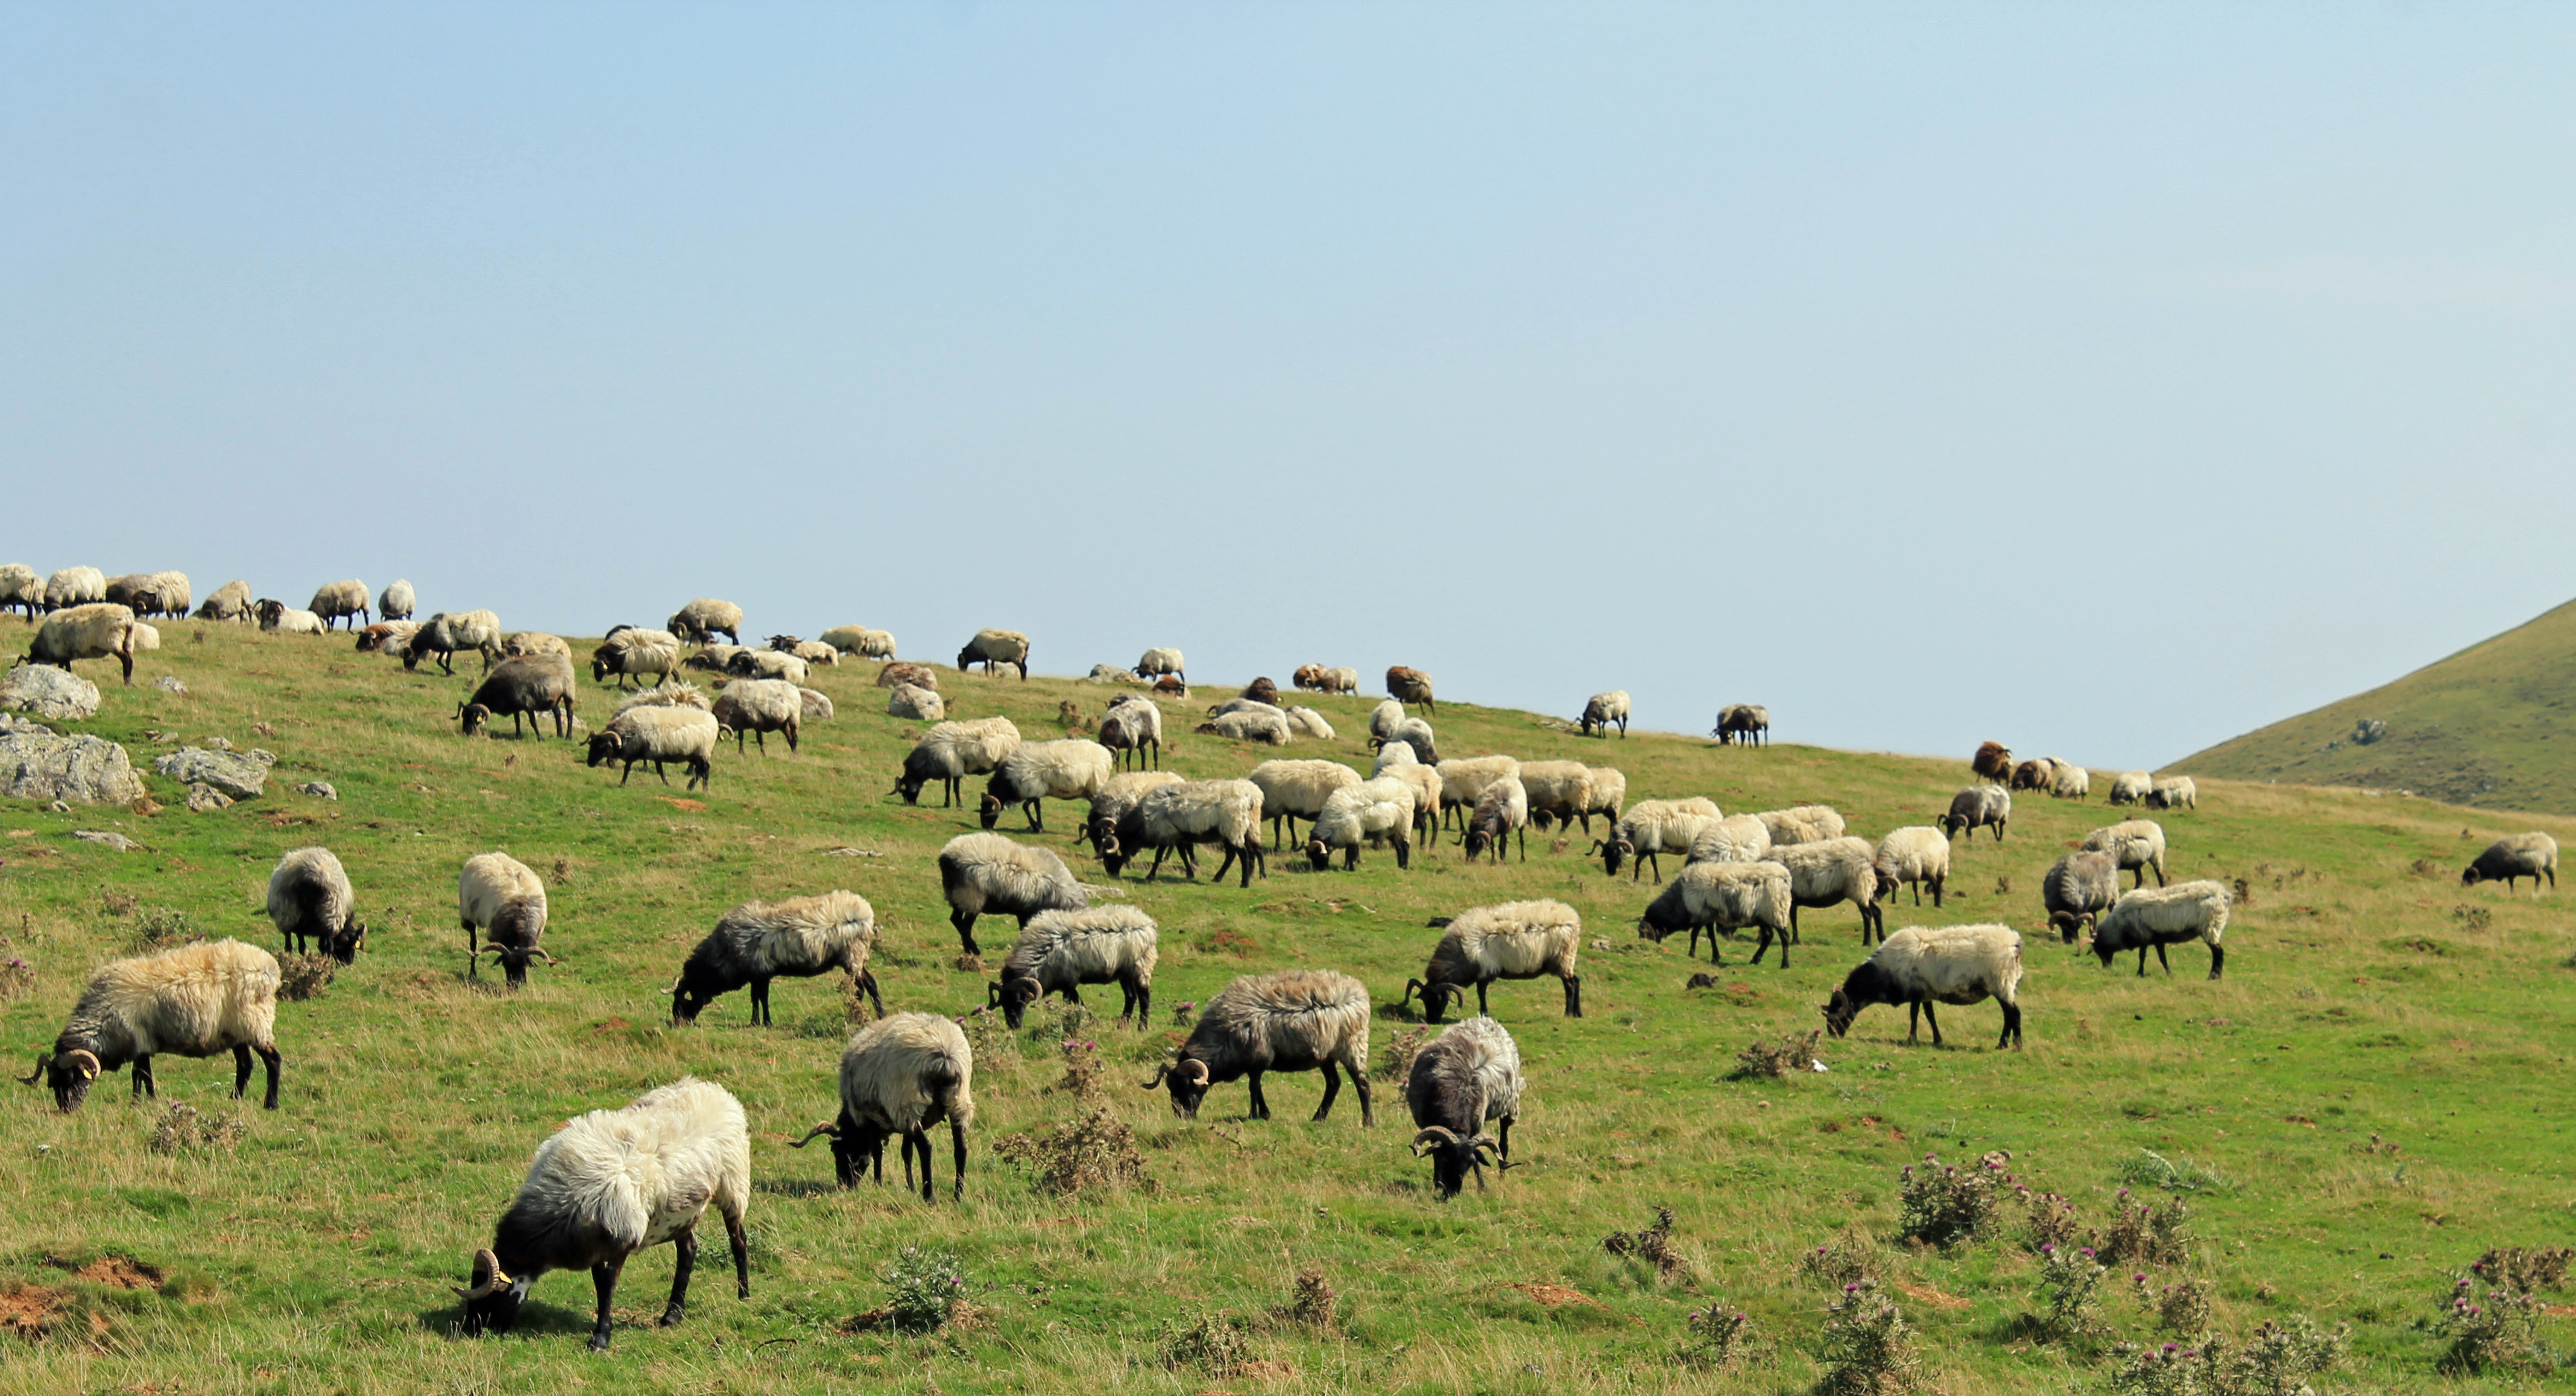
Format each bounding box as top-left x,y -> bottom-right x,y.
7,4 -> 2572,766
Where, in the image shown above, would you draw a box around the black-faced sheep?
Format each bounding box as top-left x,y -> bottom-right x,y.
1371,716 -> 1439,768
459,656 -> 576,739
1940,786 -> 2010,842
459,851 -> 554,987
592,628 -> 681,690
1712,703 -> 1769,746
989,905 -> 1158,1028
1822,923 -> 2024,1050
790,1014 -> 974,1200
2091,881 -> 2229,979
667,599 -> 743,646
42,566 -> 105,611
1462,773 -> 1530,864
2044,850 -> 2121,942
1132,648 -> 1184,682
585,690 -> 720,791
2082,819 -> 2169,889
457,1078 -> 749,1351
1385,666 -> 1435,712
1972,741 -> 2013,784
668,891 -> 879,1026
306,580 -> 370,631
1249,759 -> 1362,848
1305,775 -> 1417,871
1100,779 -> 1266,887
1638,859 -> 1793,965
822,625 -> 896,659
2462,832 -> 2558,891
1098,698 -> 1163,771
254,598 -> 326,634
979,739 -> 1116,832
265,846 -> 366,963
406,610 -> 503,674
2142,776 -> 2198,812
2107,770 -> 2154,806
1514,760 -> 1593,833
1435,755 -> 1518,835
195,578 -> 254,622
18,939 -> 283,1111
894,716 -> 1021,806
1141,968 -> 1372,1125
2009,758 -> 2055,792
957,627 -> 1030,678
710,677 -> 803,755
1594,796 -> 1725,882
1401,899 -> 1581,1021
1872,827 -> 1949,913
1775,836 -> 1884,944
0,564 -> 40,621
1406,1016 -> 1523,1198
355,620 -> 420,655
1084,769 -> 1184,853
23,602 -> 144,683
938,831 -> 1088,956
1579,690 -> 1629,738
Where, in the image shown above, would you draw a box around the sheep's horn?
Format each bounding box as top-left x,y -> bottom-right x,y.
528,949 -> 560,965
1139,1064 -> 1169,1090
1410,1126 -> 1459,1155
660,978 -> 681,995
787,1121 -> 839,1148
986,982 -> 1002,1008
67,1049 -> 98,1079
1182,1059 -> 1210,1086
1399,978 -> 1424,1007
18,1052 -> 50,1086
460,1248 -> 510,1299
1468,1135 -> 1501,1159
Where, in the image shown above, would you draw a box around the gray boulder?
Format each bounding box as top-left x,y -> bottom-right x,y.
0,732 -> 146,804
153,675 -> 188,694
153,747 -> 270,799
72,830 -> 140,852
0,666 -> 102,722
186,783 -> 233,813
298,781 -> 339,801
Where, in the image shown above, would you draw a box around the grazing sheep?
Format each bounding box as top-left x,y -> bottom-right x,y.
822,625 -> 896,659
1368,699 -> 1407,744
1972,741 -> 2013,785
308,580 -> 371,631
19,939 -> 283,1111
1084,769 -> 1184,853
887,683 -> 945,721
766,636 -> 839,667
1293,663 -> 1357,693
456,1078 -> 750,1351
2082,820 -> 2169,889
1102,779 -> 1266,887
668,891 -> 880,1026
1516,760 -> 1594,833
1579,690 -> 1630,738
2009,758 -> 2056,792
1205,695 -> 1283,720
1712,703 -> 1770,746
1638,859 -> 1796,965
1249,759 -> 1363,848
711,677 -> 804,754
2052,762 -> 2092,800
1594,796 -> 1725,882
1087,664 -> 1141,684
1372,716 -> 1439,768
459,851 -> 554,987
957,627 -> 1031,678
253,599 -> 326,634
584,693 -> 721,791
791,1014 -> 974,1201
379,579 -> 415,621
355,620 -> 420,654
667,599 -> 744,646
1462,774 -> 1530,864
685,644 -> 747,674
1436,754 -> 1520,834
1686,813 -> 1775,867
1385,666 -> 1436,712
1402,899 -> 1580,1021
1939,786 -> 2010,842
0,564 -> 40,622
1755,804 -> 1846,848
458,656 -> 577,739
142,572 -> 192,619
726,648 -> 809,686
42,566 -> 106,611
1280,706 -> 1334,740
979,739 -> 1116,832
1369,743 -> 1446,845
938,832 -> 1088,956
405,610 -> 504,674
2044,850 -> 2121,942
1305,775 -> 1418,871
1406,1017 -> 1523,1198
1581,766 -> 1627,833
24,602 -> 144,683
502,633 -> 572,663
990,905 -> 1158,1028
1239,677 -> 1280,706
1141,969 -> 1372,1125
1774,836 -> 1885,944
592,628 -> 682,689
2143,775 -> 2199,812
196,578 -> 254,622
1151,674 -> 1187,698
1196,707 -> 1292,745
1872,827 -> 1950,912
1823,924 -> 2024,1049
894,716 -> 1023,807
2107,770 -> 2154,806
102,574 -> 157,611
2092,881 -> 2230,979
1137,648 -> 1186,683
798,687 -> 834,721
2462,832 -> 2559,892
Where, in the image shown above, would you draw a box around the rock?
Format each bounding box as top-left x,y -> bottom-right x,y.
0,666 -> 101,722
247,749 -> 277,766
153,747 -> 269,799
1,732 -> 148,804
71,830 -> 140,852
298,781 -> 338,801
186,783 -> 233,813
206,736 -> 234,751
0,713 -> 55,737
799,687 -> 835,720
153,675 -> 188,694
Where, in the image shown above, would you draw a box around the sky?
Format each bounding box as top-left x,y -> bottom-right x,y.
6,3 -> 2574,768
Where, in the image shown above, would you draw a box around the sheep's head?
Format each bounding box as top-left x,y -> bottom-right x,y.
955,646 -> 976,669
1938,813 -> 1964,839
2048,911 -> 2084,944
1820,990 -> 1860,1038
458,703 -> 491,737
1400,977 -> 1457,1024
582,732 -> 621,768
2460,865 -> 2484,886
666,972 -> 718,1025
456,1248 -> 529,1336
21,1047 -> 101,1112
996,975 -> 1043,1029
1096,832 -> 1130,877
977,794 -> 1005,830
1305,836 -> 1333,873
1872,870 -> 1901,902
324,920 -> 367,965
1462,827 -> 1492,862
1410,1126 -> 1500,1198
1141,1056 -> 1213,1117
1594,837 -> 1631,877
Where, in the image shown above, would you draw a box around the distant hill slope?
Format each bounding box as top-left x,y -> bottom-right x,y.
2180,596 -> 2576,811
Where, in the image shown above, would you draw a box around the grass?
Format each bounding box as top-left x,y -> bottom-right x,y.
2,619 -> 2574,1393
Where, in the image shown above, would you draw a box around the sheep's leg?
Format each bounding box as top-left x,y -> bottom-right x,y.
914,1129 -> 937,1202
659,1226 -> 696,1327
751,979 -> 770,1026
1247,1071 -> 1270,1120
1998,1001 -> 2022,1050
1905,1003 -> 1921,1043
1313,1061 -> 1341,1122
860,969 -> 885,1019
251,1042 -> 281,1109
233,1044 -> 254,1097
1564,973 -> 1582,1018
587,1255 -> 626,1351
1025,799 -> 1043,833
133,1055 -> 154,1099
653,759 -> 671,785
949,1119 -> 968,1201
900,1134 -> 921,1193
950,909 -> 980,957
1923,1002 -> 1943,1047
1146,845 -> 1170,882
2155,943 -> 2173,976
2206,943 -> 2225,980
2136,947 -> 2150,976
723,1207 -> 750,1298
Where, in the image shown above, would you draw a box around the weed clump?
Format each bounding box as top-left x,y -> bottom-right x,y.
1284,1265 -> 1336,1328
959,1006 -> 1018,1063
2118,1148 -> 2229,1194
128,908 -> 207,953
1678,1299 -> 1766,1371
1801,1231 -> 1879,1290
1378,1025 -> 1427,1084
2436,1266 -> 2552,1375
1811,1277 -> 1921,1395
2452,904 -> 2493,932
1156,1310 -> 1253,1374
1170,999 -> 1196,1028
1603,1206 -> 1690,1281
880,1246 -> 966,1333
2138,1273 -> 2212,1336
2020,1186 -> 2083,1254
150,1104 -> 245,1155
1896,1152 -> 2014,1248
990,1107 -> 1151,1197
2471,1245 -> 2571,1292
2094,1191 -> 2194,1266
2109,1315 -> 2347,1396
1735,1028 -> 1822,1079
2027,1243 -> 2110,1348
277,954 -> 335,1002
0,942 -> 33,1003
1052,1036 -> 1105,1102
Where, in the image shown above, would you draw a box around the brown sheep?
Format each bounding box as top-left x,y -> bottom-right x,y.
1386,666 -> 1436,713
1241,677 -> 1279,706
1972,741 -> 2013,785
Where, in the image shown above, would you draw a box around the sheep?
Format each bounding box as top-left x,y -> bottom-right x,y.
888,683 -> 945,721
196,578 -> 254,622
1436,754 -> 1520,835
355,620 -> 420,654
2107,770 -> 2154,806
1581,766 -> 1627,833
1516,760 -> 1594,833
667,891 -> 880,1026
939,832 -> 1087,956
1462,774 -> 1530,864
405,610 -> 503,674
139,571 -> 192,619
1369,743 -> 1446,845
102,574 -> 157,611
0,564 -> 39,621
989,905 -> 1158,1028
1239,677 -> 1280,706
798,687 -> 834,720
877,660 -> 938,690
1638,859 -> 1795,964
726,648 -> 809,686
1406,1016 -> 1523,1197
894,716 -> 1023,806
1368,699 -> 1406,743
1687,812 -> 1774,867
1196,707 -> 1292,745
1249,759 -> 1363,848
1085,769 -> 1184,853
308,580 -> 371,631
591,628 -> 681,689
667,599 -> 743,646
790,1014 -> 975,1200
2082,820 -> 2169,889
1579,690 -> 1630,738
42,566 -> 105,611
685,644 -> 747,673
18,939 -> 283,1111
1385,666 -> 1436,712
958,627 -> 1030,678
1305,775 -> 1418,871
1972,741 -> 2013,784
585,694 -> 721,791
1204,695 -> 1284,720
1280,706 -> 1334,740
979,739 -> 1116,832
22,602 -> 143,683
2044,850 -> 2121,942
458,851 -> 555,987
1402,899 -> 1580,1021
1103,779 -> 1266,887
1939,786 -> 2011,842
822,625 -> 896,659
1371,716 -> 1439,767
1137,648 -> 1186,683
456,1078 -> 750,1351
1755,804 -> 1846,848
1318,665 -> 1359,693
1773,836 -> 1885,944
458,655 -> 576,739
503,632 -> 572,663
2009,758 -> 2056,792
1872,827 -> 1950,912
1822,924 -> 2024,1050
1289,663 -> 1336,692
767,635 -> 840,666
1594,796 -> 1725,882
1087,664 -> 1141,684
1712,703 -> 1769,746
1141,968 -> 1372,1124
379,579 -> 415,621
2052,762 -> 2092,800
1152,674 -> 1188,698
2091,880 -> 2230,979
2462,832 -> 2559,891
2143,775 -> 2199,813
253,599 -> 326,634
710,677 -> 804,755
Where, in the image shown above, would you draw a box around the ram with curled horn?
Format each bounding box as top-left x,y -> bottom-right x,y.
1401,1016 -> 1524,1199
795,1014 -> 975,1201
21,940 -> 283,1113
1140,970 -> 1372,1125
1409,1125 -> 1507,1194
666,891 -> 880,1027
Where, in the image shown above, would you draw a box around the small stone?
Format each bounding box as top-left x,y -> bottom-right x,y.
72,830 -> 140,852
1591,937 -> 1612,951
49,800 -> 71,813
153,747 -> 268,799
186,783 -> 233,813
206,736 -> 234,751
247,749 -> 277,766
153,675 -> 188,694
298,781 -> 339,801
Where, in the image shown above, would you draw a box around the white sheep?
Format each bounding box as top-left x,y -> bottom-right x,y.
1579,690 -> 1630,738
19,939 -> 283,1111
1306,775 -> 1418,871
792,1014 -> 976,1199
894,716 -> 1022,806
1137,647 -> 1186,682
710,677 -> 804,754
1755,804 -> 1846,847
1369,742 -> 1446,844
379,578 -> 415,621
1249,759 -> 1363,848
585,694 -> 722,791
979,739 -> 1116,833
2143,775 -> 2199,813
1462,773 -> 1530,863
1141,968 -> 1372,1125
2092,881 -> 2230,979
957,627 -> 1030,678
667,890 -> 880,1025
592,628 -> 682,690
1773,836 -> 1884,944
668,599 -> 744,646
2082,819 -> 2170,888
1596,795 -> 1725,882
1402,899 -> 1581,1020
888,683 -> 945,721
197,578 -> 254,622
255,601 -> 327,635
990,905 -> 1159,1028
406,610 -> 503,674
1368,699 -> 1406,743
821,625 -> 896,659
2052,762 -> 2092,800
1515,760 -> 1594,833
24,602 -> 145,683
1104,779 -> 1266,886
458,851 -> 553,985
727,648 -> 809,686
1685,813 -> 1773,867
0,563 -> 40,621
265,846 -> 365,962
43,566 -> 105,611
2107,770 -> 2154,806
1823,924 -> 2024,1049
2462,832 -> 2559,891
938,831 -> 1088,956
1280,706 -> 1335,740
1196,707 -> 1292,745
1581,766 -> 1627,833
1098,695 -> 1163,769
1872,827 -> 1950,911
308,579 -> 371,630
1436,754 -> 1520,834
1637,860 -> 1793,965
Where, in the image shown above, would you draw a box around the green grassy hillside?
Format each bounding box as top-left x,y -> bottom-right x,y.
2180,597 -> 2576,813
2,623 -> 2572,1394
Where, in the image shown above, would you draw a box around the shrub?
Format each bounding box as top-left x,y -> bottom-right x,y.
990,1107 -> 1151,1196
128,907 -> 207,953
1378,1025 -> 1427,1084
2021,1186 -> 2082,1254
277,954 -> 335,1002
1603,1207 -> 1690,1282
149,1104 -> 245,1155
959,1005 -> 1018,1063
2436,1270 -> 2550,1375
2471,1245 -> 2572,1293
1156,1310 -> 1252,1373
2028,1244 -> 2110,1348
2139,1273 -> 2211,1336
1896,1152 -> 2014,1248
0,950 -> 33,1004
2452,903 -> 2492,932
2094,1192 -> 2193,1266
2118,1148 -> 2229,1194
1811,1278 -> 1921,1395
1678,1299 -> 1765,1371
881,1245 -> 967,1333
1053,1036 -> 1104,1102
1286,1266 -> 1336,1328
2106,1316 -> 2347,1396
1735,1028 -> 1823,1079
1043,999 -> 1094,1045
1801,1231 -> 1878,1290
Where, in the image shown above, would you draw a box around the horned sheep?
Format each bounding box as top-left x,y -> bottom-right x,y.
2107,770 -> 2155,806
2091,880 -> 2230,979
1872,827 -> 1950,912
254,599 -> 326,635
1305,775 -> 1417,871
979,739 -> 1115,832
2044,850 -> 2121,941
1462,773 -> 1530,864
668,599 -> 743,646
894,716 -> 1021,806
2010,758 -> 2057,792
19,939 -> 283,1111
766,635 -> 839,667
266,847 -> 366,964
1102,779 -> 1266,887
1940,786 -> 2011,842
584,689 -> 721,791
668,891 -> 880,1025
2143,775 -> 2199,813
1406,1016 -> 1523,1198
791,1015 -> 976,1201
2082,819 -> 2169,889
459,655 -> 576,739
1141,968 -> 1372,1125
938,832 -> 1088,956
1823,924 -> 2024,1049
1638,859 -> 1794,965
989,905 -> 1158,1029
308,580 -> 371,631
355,620 -> 420,655
1385,666 -> 1436,712
1579,690 -> 1630,738
592,628 -> 682,689
1374,716 -> 1439,767
405,610 -> 503,674
2462,832 -> 2559,892
1972,741 -> 2013,784
458,851 -> 554,987
1084,769 -> 1184,853
1093,695 -> 1160,769
1403,899 -> 1580,1020
726,648 -> 809,686
24,602 -> 145,683
1249,759 -> 1362,848
1713,703 -> 1769,746
958,627 -> 1030,678
1596,796 -> 1725,882
1436,754 -> 1519,833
